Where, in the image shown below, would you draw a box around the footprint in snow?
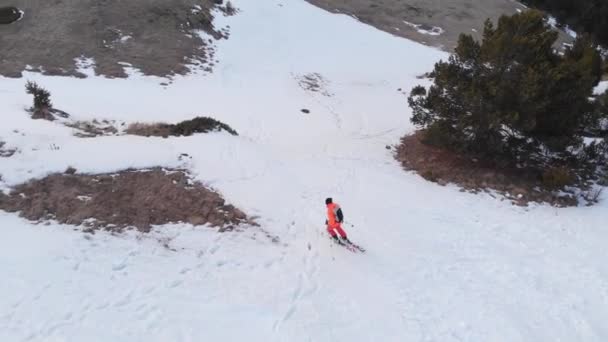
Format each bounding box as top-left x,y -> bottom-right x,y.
112,261 -> 127,271
167,279 -> 183,288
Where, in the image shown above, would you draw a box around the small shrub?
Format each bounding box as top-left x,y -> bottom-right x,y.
171,116 -> 237,136
421,170 -> 439,182
25,81 -> 52,110
542,167 -> 575,189
410,85 -> 426,97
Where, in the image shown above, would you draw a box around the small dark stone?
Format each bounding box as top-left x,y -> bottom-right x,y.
65,167 -> 77,175
301,109 -> 310,114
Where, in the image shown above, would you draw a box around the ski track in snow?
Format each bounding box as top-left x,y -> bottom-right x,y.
1,0 -> 608,341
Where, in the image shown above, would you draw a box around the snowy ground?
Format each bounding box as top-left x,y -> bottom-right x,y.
595,80 -> 608,95
1,0 -> 608,341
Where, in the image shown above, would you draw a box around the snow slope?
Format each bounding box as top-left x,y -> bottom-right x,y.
1,0 -> 608,341
595,80 -> 608,95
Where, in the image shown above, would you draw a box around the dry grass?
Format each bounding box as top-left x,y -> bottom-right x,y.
125,122 -> 173,138
395,131 -> 580,207
0,168 -> 253,232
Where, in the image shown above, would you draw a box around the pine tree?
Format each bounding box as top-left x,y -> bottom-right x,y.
408,10 -> 600,167
25,81 -> 52,110
521,0 -> 608,47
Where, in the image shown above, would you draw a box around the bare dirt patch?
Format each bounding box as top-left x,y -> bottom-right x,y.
29,107 -> 70,121
395,131 -> 580,207
0,0 -> 236,78
305,0 -> 573,51
125,116 -> 238,137
0,168 -> 252,232
125,122 -> 174,138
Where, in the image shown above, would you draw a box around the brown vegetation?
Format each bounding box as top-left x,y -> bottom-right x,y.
0,168 -> 252,232
395,131 -> 579,206
126,117 -> 237,137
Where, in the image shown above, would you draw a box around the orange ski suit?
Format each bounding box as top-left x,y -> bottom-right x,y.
326,202 -> 347,238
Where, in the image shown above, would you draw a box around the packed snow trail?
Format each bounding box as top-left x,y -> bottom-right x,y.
1,0 -> 608,341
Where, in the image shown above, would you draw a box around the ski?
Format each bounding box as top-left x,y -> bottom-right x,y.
345,241 -> 366,253
329,236 -> 354,252
330,236 -> 364,253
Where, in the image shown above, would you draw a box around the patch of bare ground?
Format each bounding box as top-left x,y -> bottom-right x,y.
65,120 -> 120,138
125,123 -> 175,138
0,168 -> 253,232
304,0 -> 573,51
26,105 -> 120,138
125,116 -> 238,137
395,131 -> 581,207
30,112 -> 235,139
0,0 -> 238,78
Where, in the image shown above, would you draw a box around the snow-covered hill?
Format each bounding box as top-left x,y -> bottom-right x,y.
1,1 -> 608,341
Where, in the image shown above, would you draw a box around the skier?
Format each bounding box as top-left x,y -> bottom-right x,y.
325,197 -> 349,243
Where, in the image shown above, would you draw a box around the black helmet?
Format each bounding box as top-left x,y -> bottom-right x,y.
325,197 -> 333,205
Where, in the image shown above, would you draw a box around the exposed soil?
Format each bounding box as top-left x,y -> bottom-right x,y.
29,107 -> 71,121
0,168 -> 252,232
66,120 -> 120,138
125,122 -> 174,138
125,116 -> 238,137
395,131 -> 579,207
305,0 -> 573,51
0,0 -> 236,78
